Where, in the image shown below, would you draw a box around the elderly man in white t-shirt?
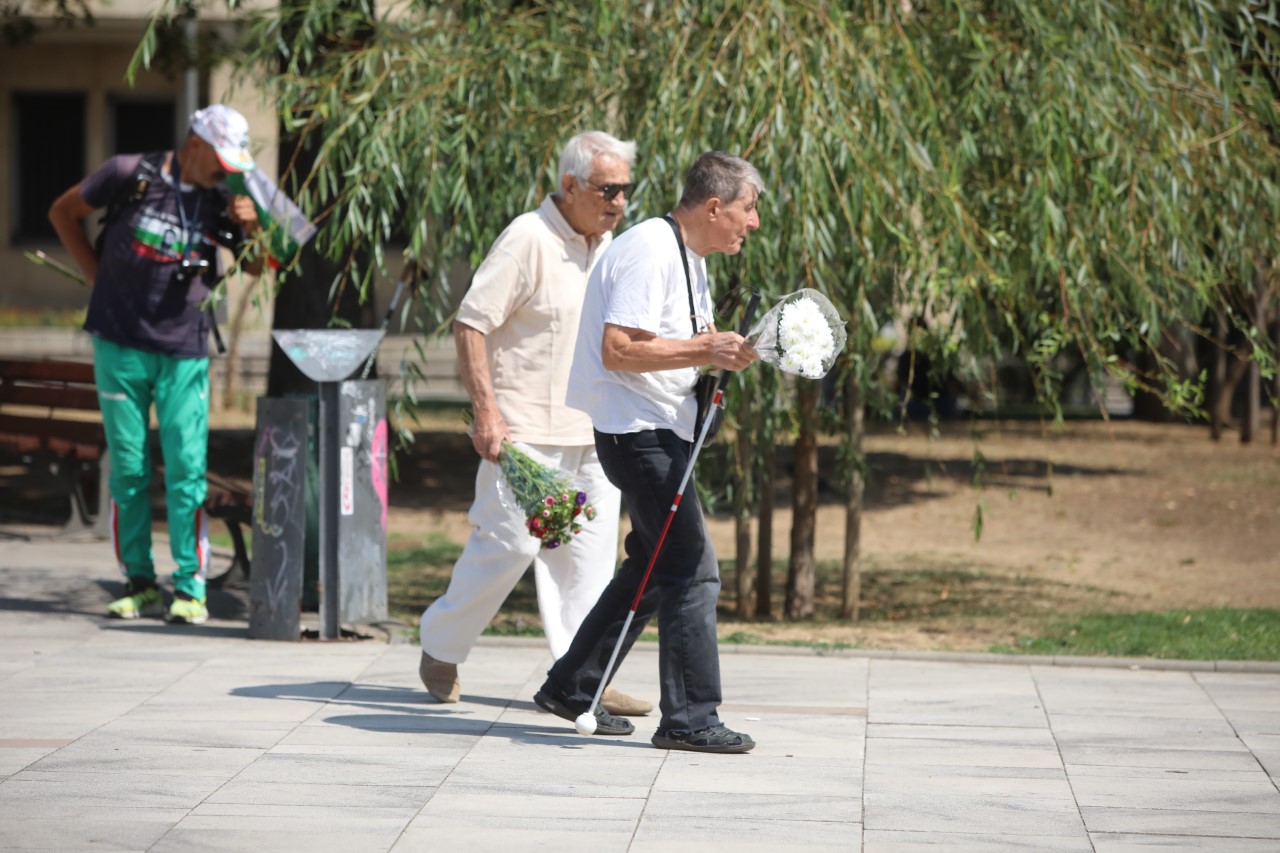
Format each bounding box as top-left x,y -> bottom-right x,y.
418,131 -> 651,718
533,151 -> 761,753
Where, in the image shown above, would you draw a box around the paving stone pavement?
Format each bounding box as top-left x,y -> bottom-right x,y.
1,539 -> 1278,852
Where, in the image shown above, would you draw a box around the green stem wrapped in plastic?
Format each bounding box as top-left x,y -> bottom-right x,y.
497,441 -> 596,550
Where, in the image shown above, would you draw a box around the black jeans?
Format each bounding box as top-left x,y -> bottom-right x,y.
543,428 -> 723,734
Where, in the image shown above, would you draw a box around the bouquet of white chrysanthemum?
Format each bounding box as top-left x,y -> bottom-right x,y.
747,289 -> 847,379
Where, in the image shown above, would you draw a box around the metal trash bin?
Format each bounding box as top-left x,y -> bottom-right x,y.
249,329 -> 388,640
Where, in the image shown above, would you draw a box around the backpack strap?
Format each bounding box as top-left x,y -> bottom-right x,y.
95,151 -> 167,255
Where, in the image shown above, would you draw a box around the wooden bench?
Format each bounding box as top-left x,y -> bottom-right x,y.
0,359 -> 255,584
204,469 -> 253,589
0,358 -> 107,535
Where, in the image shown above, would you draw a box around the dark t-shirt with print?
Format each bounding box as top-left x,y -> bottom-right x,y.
80,153 -> 246,359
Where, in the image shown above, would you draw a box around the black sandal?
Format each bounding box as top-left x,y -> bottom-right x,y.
651,724 -> 755,754
533,689 -> 635,736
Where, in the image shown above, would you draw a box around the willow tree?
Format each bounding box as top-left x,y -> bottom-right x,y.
134,0 -> 1280,619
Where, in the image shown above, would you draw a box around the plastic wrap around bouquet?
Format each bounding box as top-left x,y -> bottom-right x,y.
497,441 -> 597,549
747,289 -> 847,379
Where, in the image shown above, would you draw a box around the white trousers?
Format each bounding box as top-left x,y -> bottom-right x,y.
419,442 -> 621,663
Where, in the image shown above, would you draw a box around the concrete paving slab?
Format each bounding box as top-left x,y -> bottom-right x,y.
1090,834 -> 1280,851
414,786 -> 645,820
1238,732 -> 1280,777
27,742 -> 262,778
868,660 -> 1049,727
1047,712 -> 1243,741
460,725 -> 669,760
0,817 -> 175,851
0,746 -> 59,778
0,691 -> 156,739
1066,763 -> 1273,783
1213,709 -> 1280,735
717,653 -> 869,707
721,712 -> 866,760
234,745 -> 467,788
643,789 -> 860,823
866,764 -> 1074,800
152,823 -> 409,853
0,655 -> 199,694
863,829 -> 1094,851
84,717 -> 294,750
393,818 -> 635,853
1082,805 -> 1280,838
0,660 -> 34,680
204,780 -> 436,809
1069,772 -> 1280,813
654,753 -> 861,798
867,734 -> 1064,769
864,789 -> 1088,835
1057,744 -> 1262,771
2,538 -> 1279,851
0,769 -> 227,813
1194,672 -> 1280,709
445,748 -> 665,797
1031,667 -> 1234,721
631,814 -> 858,852
867,723 -> 1057,744
277,720 -> 486,748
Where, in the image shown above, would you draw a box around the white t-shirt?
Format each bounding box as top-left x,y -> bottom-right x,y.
566,216 -> 714,442
455,195 -> 608,445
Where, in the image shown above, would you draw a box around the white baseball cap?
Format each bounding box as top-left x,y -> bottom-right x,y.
190,104 -> 255,173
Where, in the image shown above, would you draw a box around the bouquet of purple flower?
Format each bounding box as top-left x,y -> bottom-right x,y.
497,441 -> 597,549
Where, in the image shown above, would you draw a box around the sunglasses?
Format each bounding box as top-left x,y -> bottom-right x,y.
585,180 -> 635,201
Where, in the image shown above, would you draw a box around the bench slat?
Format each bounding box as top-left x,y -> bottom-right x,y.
0,413 -> 105,450
0,386 -> 101,410
0,359 -> 96,384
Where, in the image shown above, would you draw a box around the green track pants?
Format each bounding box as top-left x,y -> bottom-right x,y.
93,337 -> 210,600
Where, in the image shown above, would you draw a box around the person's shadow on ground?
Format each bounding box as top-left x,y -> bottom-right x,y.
229,680 -> 650,749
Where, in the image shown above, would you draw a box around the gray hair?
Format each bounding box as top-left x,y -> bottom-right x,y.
559,131 -> 637,183
678,151 -> 765,208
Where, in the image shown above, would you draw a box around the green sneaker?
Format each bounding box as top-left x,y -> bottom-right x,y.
167,593 -> 208,625
106,584 -> 164,619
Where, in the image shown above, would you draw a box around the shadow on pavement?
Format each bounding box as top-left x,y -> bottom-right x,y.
228,680 -> 652,748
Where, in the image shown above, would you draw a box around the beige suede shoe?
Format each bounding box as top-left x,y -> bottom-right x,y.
419,651 -> 460,703
601,685 -> 653,716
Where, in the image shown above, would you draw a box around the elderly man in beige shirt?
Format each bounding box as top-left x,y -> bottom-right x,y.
418,131 -> 651,717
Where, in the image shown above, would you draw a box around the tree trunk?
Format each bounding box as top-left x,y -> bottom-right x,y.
785,381 -> 818,621
267,10 -> 377,398
841,370 -> 865,621
221,277 -> 259,410
1211,352 -> 1250,439
1243,359 -> 1260,444
1272,316 -> 1280,446
733,422 -> 753,617
1210,313 -> 1228,441
1242,272 -> 1265,444
755,429 -> 774,619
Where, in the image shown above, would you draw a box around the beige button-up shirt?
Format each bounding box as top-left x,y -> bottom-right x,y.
455,195 -> 609,445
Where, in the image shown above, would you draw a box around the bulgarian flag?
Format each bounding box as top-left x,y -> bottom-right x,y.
225,170 -> 317,269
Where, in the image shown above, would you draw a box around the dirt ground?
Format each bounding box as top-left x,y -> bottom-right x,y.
374,416 -> 1280,652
